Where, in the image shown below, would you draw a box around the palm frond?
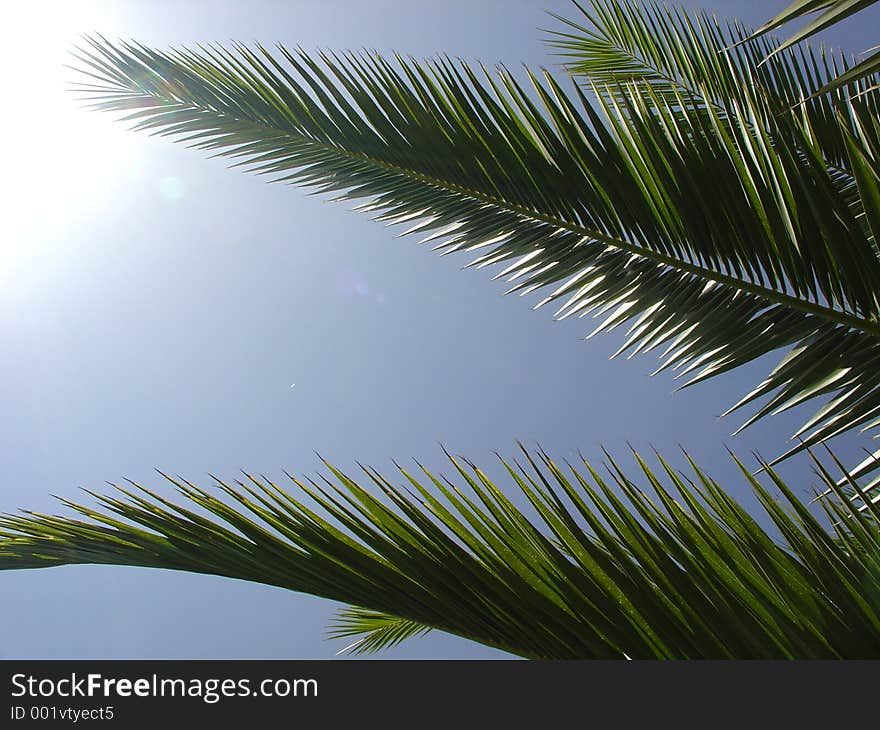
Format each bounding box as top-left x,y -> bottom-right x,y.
329,607 -> 431,655
746,0 -> 880,92
546,0 -> 880,170
816,51 -> 880,96
1,446 -> 880,658
544,2 -> 880,475
69,3 -> 880,463
751,0 -> 876,49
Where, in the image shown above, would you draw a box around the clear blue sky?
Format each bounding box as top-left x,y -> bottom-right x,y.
2,0 -> 878,659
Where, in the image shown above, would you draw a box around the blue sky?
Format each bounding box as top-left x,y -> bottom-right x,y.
2,0 -> 879,658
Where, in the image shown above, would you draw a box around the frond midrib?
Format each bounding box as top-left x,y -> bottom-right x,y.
126,86 -> 880,337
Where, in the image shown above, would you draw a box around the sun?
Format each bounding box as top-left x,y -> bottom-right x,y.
0,2 -> 136,279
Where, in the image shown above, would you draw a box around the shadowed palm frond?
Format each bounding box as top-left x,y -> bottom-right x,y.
1,446 -> 879,658
69,1 -> 880,467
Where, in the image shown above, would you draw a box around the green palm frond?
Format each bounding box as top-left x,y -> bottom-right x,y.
746,0 -> 880,93
329,607 -> 431,655
69,1 -> 880,464
546,1 -> 880,475
2,446 -> 879,658
546,0 -> 880,169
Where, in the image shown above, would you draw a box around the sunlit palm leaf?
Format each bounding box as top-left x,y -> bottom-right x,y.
1,446 -> 879,658
69,2 -> 880,464
751,0 -> 876,50
544,1 -> 880,476
817,51 -> 880,96
744,0 -> 880,92
329,607 -> 431,655
546,0 -> 880,169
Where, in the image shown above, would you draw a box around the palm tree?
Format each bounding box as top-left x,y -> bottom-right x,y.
2,0 -> 880,657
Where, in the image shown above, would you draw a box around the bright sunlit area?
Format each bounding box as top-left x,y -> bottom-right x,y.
1,4 -> 140,292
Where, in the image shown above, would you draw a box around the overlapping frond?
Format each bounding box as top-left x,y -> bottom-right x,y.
747,0 -> 880,93
69,2 -> 880,463
1,447 -> 879,658
546,0 -> 880,169
545,1 -> 880,467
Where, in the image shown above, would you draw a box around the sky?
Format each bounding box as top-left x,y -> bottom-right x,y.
1,0 -> 879,659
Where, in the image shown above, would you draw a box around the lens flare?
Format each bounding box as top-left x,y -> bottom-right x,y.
159,176 -> 186,201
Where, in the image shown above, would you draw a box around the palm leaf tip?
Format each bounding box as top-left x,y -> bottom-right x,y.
2,446 -> 880,658
742,0 -> 880,91
329,607 -> 432,655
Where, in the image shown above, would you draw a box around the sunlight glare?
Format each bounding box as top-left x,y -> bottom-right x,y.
0,2 -> 137,282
